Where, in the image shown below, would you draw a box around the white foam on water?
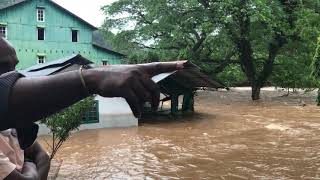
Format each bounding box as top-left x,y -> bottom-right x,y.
265,124 -> 290,131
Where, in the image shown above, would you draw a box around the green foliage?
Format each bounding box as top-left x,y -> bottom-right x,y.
272,40 -> 317,90
311,37 -> 320,105
41,97 -> 94,160
102,0 -> 320,100
311,37 -> 320,79
216,65 -> 246,87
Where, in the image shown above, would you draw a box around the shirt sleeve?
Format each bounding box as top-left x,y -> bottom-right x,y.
0,152 -> 16,179
0,71 -> 23,128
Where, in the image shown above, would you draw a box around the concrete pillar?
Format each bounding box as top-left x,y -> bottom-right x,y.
171,94 -> 179,114
182,91 -> 194,112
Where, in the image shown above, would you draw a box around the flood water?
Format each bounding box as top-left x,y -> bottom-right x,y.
40,88 -> 320,179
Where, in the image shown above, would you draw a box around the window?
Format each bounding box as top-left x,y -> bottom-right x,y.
37,55 -> 45,64
102,60 -> 109,66
0,25 -> 6,38
72,30 -> 78,42
82,100 -> 99,124
37,27 -> 45,40
37,8 -> 45,22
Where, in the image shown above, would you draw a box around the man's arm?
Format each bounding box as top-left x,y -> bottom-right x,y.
8,62 -> 185,127
24,142 -> 50,180
9,70 -> 89,127
4,162 -> 39,180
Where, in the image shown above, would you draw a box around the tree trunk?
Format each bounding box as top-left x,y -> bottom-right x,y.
251,84 -> 261,100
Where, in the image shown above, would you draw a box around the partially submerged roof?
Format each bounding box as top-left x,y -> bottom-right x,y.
152,62 -> 224,94
0,0 -> 97,29
20,54 -> 93,77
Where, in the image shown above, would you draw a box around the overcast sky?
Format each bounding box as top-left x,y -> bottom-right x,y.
52,0 -> 118,27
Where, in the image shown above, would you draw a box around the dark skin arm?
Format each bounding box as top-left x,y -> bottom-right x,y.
8,62 -> 186,127
5,162 -> 39,180
24,142 -> 50,180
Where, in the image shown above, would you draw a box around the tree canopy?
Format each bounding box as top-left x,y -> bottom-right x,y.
102,0 -> 320,100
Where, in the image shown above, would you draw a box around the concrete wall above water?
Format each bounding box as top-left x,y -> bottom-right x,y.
38,96 -> 138,135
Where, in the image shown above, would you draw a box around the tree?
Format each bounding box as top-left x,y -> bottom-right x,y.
271,41 -> 317,94
41,97 -> 94,160
102,0 -> 320,100
311,37 -> 320,105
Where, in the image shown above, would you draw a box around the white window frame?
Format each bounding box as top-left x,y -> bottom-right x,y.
0,25 -> 7,39
37,27 -> 45,40
37,55 -> 46,64
37,8 -> 45,22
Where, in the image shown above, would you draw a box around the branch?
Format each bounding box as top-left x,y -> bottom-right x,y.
257,33 -> 288,86
44,140 -> 53,152
132,41 -> 157,49
192,32 -> 207,52
202,50 -> 240,73
198,0 -> 210,8
135,11 -> 153,25
214,60 -> 241,73
152,32 -> 166,39
191,29 -> 201,41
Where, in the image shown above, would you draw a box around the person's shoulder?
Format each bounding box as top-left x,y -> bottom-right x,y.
0,71 -> 23,79
0,71 -> 24,128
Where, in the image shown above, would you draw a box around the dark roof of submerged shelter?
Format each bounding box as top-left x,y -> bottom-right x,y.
19,54 -> 93,77
152,62 -> 224,93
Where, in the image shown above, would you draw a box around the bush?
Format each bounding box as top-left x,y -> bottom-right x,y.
41,97 -> 94,160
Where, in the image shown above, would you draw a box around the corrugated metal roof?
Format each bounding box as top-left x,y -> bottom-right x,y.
21,63 -> 71,77
174,68 -> 223,88
152,72 -> 176,83
155,64 -> 224,90
20,54 -> 93,76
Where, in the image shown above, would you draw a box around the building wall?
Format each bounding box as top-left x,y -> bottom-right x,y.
38,96 -> 138,135
0,0 -> 122,70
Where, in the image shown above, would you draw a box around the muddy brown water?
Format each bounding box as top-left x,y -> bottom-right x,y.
40,89 -> 320,179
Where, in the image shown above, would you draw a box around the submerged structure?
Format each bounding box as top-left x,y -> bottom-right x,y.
20,55 -> 137,135
22,56 -> 223,133
152,66 -> 224,115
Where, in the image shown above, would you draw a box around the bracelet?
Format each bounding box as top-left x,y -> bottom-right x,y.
79,65 -> 90,95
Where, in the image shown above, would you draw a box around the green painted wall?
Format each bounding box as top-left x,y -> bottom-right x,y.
0,0 -> 122,70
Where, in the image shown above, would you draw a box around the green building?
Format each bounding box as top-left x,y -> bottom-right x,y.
0,0 -> 123,70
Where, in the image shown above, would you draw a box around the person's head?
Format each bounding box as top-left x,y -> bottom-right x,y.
0,37 -> 19,74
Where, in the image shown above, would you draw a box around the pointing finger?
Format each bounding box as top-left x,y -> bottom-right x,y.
125,90 -> 142,118
139,61 -> 189,77
132,78 -> 152,103
139,75 -> 160,111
